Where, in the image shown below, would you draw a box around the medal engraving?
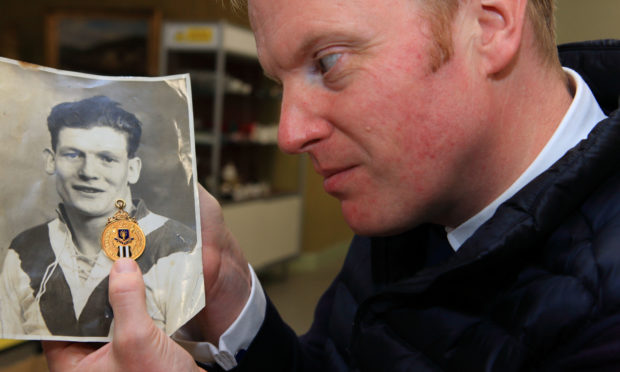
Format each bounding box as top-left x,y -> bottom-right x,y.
101,200 -> 146,261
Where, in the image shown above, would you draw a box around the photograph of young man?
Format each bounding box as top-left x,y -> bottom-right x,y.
0,95 -> 201,339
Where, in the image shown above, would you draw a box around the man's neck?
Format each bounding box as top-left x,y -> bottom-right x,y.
63,199 -> 136,257
446,67 -> 606,249
444,60 -> 574,228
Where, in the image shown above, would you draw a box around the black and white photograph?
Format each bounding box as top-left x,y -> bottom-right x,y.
0,57 -> 204,341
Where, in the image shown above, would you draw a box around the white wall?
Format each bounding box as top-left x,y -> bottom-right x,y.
556,0 -> 620,44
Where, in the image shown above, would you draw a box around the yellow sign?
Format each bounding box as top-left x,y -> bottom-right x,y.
174,27 -> 214,43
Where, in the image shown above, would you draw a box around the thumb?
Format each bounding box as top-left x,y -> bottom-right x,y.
107,259 -> 204,372
109,258 -> 150,331
108,259 -> 160,360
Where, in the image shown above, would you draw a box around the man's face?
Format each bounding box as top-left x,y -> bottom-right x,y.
250,0 -> 492,236
46,126 -> 141,218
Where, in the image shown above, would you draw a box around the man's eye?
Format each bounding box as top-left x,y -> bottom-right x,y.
100,155 -> 117,163
62,152 -> 80,159
317,53 -> 342,74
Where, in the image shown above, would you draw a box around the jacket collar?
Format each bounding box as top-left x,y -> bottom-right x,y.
559,39 -> 620,115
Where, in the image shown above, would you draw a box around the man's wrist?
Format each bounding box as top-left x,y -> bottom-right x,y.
173,264 -> 266,370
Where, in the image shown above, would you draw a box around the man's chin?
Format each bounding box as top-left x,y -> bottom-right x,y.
341,200 -> 420,237
349,223 -> 412,238
342,211 -> 400,238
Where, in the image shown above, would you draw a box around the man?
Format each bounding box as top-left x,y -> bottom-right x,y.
43,0 -> 620,371
0,95 -> 202,338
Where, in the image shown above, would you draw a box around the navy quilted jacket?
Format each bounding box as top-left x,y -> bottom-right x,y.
225,40 -> 620,372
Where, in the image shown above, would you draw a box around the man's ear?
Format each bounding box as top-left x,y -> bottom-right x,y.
43,148 -> 56,175
127,157 -> 142,185
476,0 -> 527,76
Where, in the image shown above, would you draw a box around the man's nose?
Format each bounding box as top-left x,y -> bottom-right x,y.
77,155 -> 98,180
277,83 -> 332,154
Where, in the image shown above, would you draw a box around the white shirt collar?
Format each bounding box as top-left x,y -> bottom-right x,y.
446,68 -> 607,251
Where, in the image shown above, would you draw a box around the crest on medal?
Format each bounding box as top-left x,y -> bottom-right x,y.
101,200 -> 146,261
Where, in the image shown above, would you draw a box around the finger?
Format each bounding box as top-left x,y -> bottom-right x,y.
198,183 -> 217,208
42,341 -> 99,370
197,184 -> 240,256
42,341 -> 72,369
198,184 -> 224,229
108,258 -> 158,355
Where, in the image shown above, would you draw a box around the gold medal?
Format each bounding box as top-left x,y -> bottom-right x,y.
101,199 -> 146,261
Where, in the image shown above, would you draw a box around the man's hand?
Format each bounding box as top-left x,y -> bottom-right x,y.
190,185 -> 252,343
43,185 -> 251,370
43,259 -> 205,372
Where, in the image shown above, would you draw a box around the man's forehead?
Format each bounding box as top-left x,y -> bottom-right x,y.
58,125 -> 126,136
56,126 -> 130,149
249,0 -> 369,67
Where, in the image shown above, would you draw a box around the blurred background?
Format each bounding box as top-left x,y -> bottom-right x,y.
0,0 -> 618,370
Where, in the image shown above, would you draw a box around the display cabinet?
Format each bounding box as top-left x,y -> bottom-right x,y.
160,21 -> 303,269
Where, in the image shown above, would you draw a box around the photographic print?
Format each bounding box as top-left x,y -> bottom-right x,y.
0,57 -> 204,341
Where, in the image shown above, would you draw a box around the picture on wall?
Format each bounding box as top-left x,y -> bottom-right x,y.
45,8 -> 161,76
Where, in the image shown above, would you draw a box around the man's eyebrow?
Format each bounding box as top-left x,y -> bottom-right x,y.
260,31 -> 336,85
96,150 -> 122,158
291,33 -> 326,65
57,146 -> 83,153
297,33 -> 325,57
297,29 -> 358,57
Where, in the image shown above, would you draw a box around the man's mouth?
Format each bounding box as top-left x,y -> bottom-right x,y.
319,165 -> 357,180
72,185 -> 104,193
320,165 -> 358,194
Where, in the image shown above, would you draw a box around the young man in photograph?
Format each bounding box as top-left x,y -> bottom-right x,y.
0,95 -> 201,338
43,0 -> 620,371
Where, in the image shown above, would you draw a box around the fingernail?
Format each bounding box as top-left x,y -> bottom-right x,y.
115,258 -> 137,273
